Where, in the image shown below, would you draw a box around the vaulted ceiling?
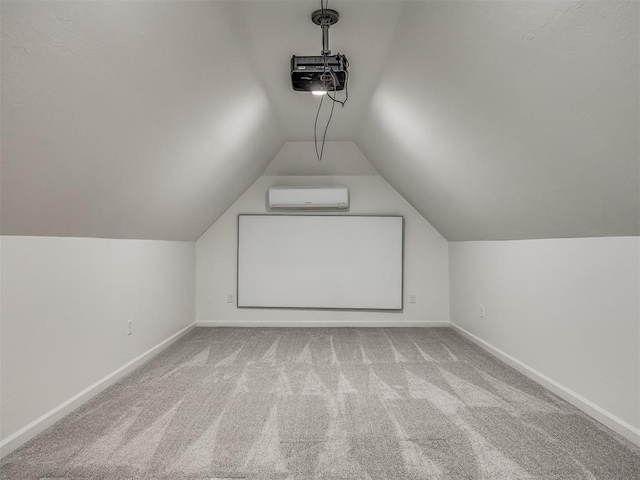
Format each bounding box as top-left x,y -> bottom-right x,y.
2,1 -> 637,241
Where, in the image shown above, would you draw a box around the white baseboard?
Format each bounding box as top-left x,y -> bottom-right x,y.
450,322 -> 640,447
0,322 -> 196,459
197,320 -> 450,328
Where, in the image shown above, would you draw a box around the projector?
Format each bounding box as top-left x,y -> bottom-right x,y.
291,54 -> 348,93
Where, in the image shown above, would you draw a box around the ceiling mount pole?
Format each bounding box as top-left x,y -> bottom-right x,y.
321,17 -> 331,55
311,9 -> 339,56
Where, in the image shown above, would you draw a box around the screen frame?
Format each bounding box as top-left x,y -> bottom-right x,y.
236,214 -> 405,311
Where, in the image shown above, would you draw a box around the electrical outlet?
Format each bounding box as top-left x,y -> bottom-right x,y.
409,295 -> 416,304
227,294 -> 235,304
127,320 -> 133,336
480,305 -> 485,318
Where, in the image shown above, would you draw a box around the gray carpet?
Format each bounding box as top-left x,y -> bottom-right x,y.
2,327 -> 639,479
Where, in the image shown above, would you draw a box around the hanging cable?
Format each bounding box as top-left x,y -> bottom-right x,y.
314,93 -> 325,160
314,60 -> 348,161
314,74 -> 337,161
327,56 -> 348,106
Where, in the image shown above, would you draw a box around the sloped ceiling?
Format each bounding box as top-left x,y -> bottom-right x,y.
2,1 -> 638,241
1,0 -> 283,240
358,0 -> 639,240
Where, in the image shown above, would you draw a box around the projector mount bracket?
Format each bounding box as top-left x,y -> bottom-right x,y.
311,8 -> 339,56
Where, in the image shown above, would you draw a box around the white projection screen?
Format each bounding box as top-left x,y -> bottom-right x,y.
237,215 -> 404,310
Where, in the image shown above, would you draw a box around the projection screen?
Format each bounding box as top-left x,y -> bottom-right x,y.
237,215 -> 403,310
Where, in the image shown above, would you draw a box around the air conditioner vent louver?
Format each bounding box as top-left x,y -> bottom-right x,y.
267,186 -> 349,210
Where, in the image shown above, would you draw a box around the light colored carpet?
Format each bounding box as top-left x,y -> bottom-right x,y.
2,327 -> 639,479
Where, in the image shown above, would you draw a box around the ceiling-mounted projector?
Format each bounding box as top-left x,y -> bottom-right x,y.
291,54 -> 347,92
291,7 -> 348,93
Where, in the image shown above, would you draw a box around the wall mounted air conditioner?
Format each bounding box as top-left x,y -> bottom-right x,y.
267,186 -> 349,210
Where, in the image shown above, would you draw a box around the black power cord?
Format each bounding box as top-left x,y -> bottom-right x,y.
314,73 -> 337,161
327,56 -> 349,106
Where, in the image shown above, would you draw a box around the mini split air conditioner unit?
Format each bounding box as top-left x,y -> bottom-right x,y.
267,186 -> 349,210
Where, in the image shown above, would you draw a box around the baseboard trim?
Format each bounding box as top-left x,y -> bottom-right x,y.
0,322 -> 196,459
196,320 -> 450,328
450,322 -> 640,447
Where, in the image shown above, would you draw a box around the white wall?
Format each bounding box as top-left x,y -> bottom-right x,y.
196,174 -> 449,326
0,236 -> 195,443
449,237 -> 640,436
264,142 -> 379,177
